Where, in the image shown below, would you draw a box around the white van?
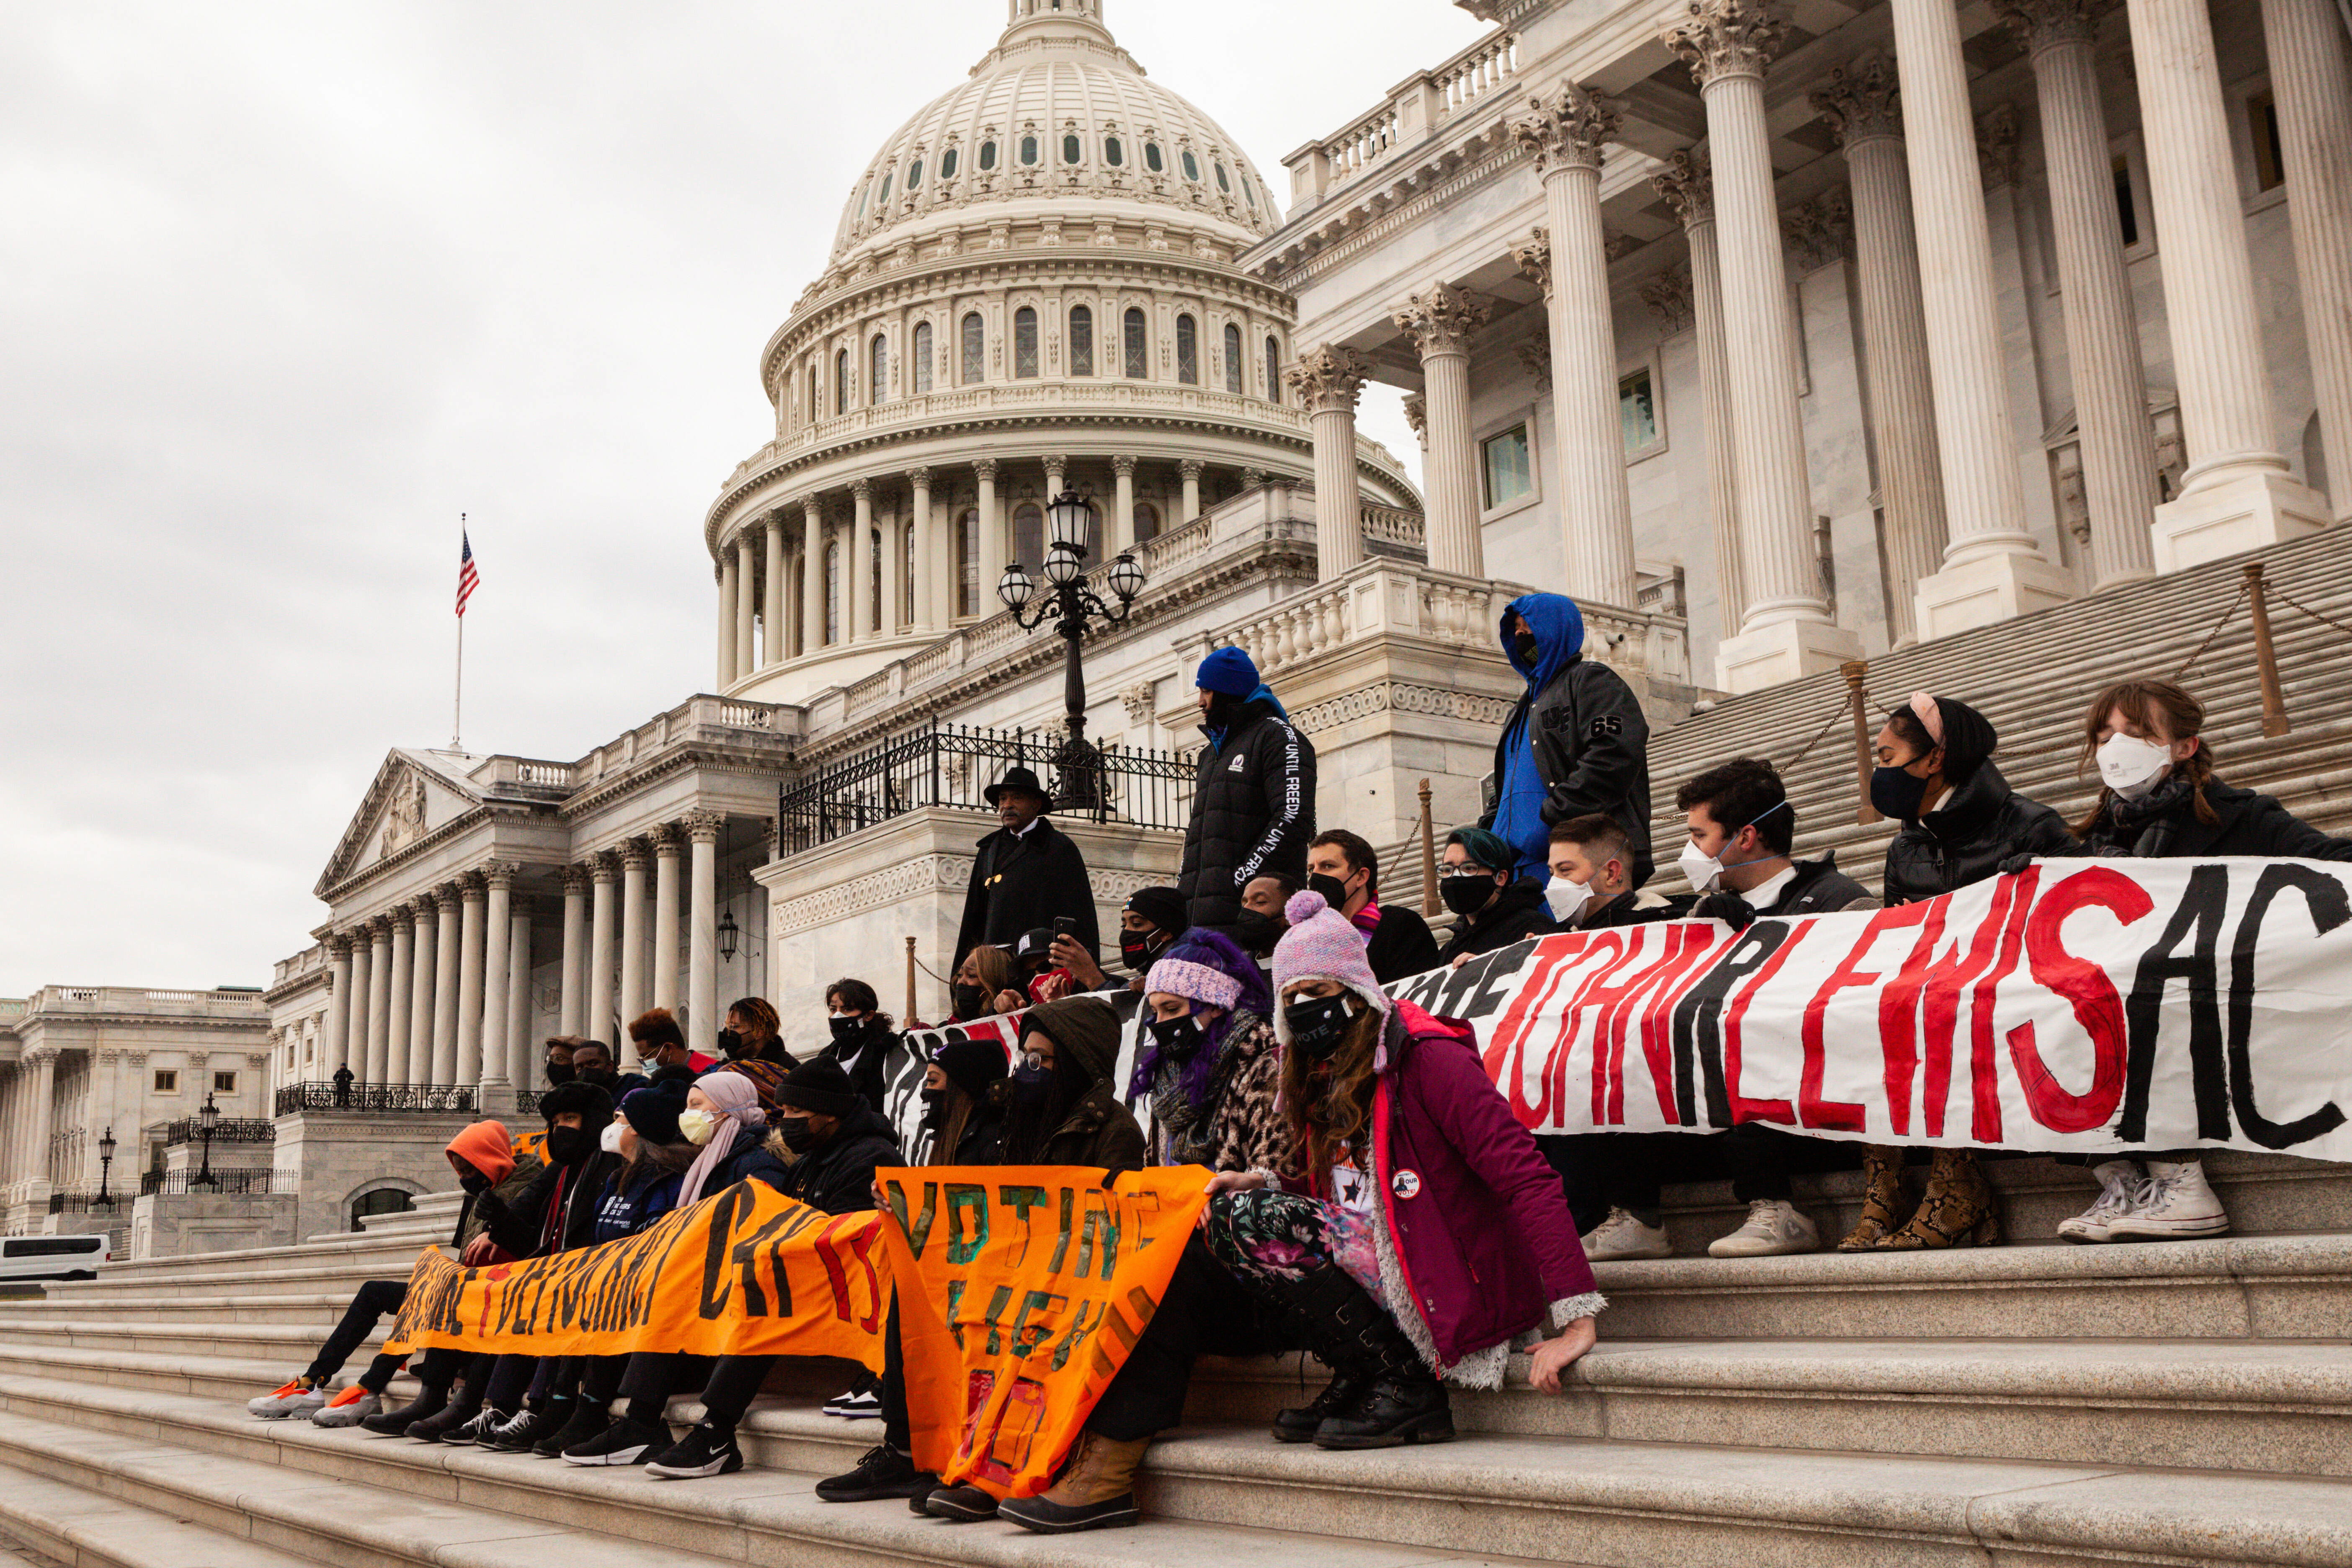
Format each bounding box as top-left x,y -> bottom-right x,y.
0,1235 -> 110,1282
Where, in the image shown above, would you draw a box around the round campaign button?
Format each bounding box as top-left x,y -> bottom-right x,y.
1391,1168 -> 1422,1199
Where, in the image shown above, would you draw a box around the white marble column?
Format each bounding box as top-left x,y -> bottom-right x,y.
23,1053 -> 54,1195
1043,454 -> 1068,508
1812,55 -> 1955,641
1393,282 -> 1492,579
406,899 -> 437,1084
1512,85 -> 1638,606
1111,456 -> 1137,557
1650,155 -> 1749,633
480,862 -> 513,1093
763,517 -> 786,666
1885,0 -> 2076,635
976,459 -> 1004,610
848,479 -> 874,643
2261,0 -> 2352,522
2127,0 -> 2329,564
619,838 -> 648,1031
1993,1 -> 2160,587
716,554 -> 739,686
431,885 -> 462,1083
323,935 -> 353,1080
587,853 -> 616,1050
799,497 -> 826,652
558,865 -> 588,1037
364,921 -> 391,1083
385,908 -> 415,1087
505,897 -> 534,1094
734,532 -> 758,675
686,811 -> 722,1046
881,498 -> 905,636
1664,0 -> 1862,690
456,873 -> 487,1088
652,828 -> 681,1013
1287,345 -> 1371,581
908,467 -> 938,634
1179,459 -> 1203,524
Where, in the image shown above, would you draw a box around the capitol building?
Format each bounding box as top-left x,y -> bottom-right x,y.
10,0 -> 2348,1234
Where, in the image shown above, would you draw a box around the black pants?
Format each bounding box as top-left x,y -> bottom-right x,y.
612,1351 -> 779,1429
303,1279 -> 406,1384
879,1298 -> 911,1451
1540,1133 -> 1675,1231
1084,1232 -> 1290,1442
1720,1122 -> 1863,1202
410,1346 -> 485,1393
482,1354 -> 540,1411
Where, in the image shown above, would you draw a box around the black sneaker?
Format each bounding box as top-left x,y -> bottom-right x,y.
815,1443 -> 929,1503
645,1421 -> 745,1480
534,1403 -> 609,1460
924,1483 -> 1000,1522
485,1405 -> 562,1454
441,1406 -> 508,1448
406,1400 -> 482,1444
561,1415 -> 667,1466
821,1386 -> 882,1419
361,1385 -> 447,1437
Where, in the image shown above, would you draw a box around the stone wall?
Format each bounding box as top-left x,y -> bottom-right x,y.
271,1108 -> 475,1244
128,1191 -> 299,1259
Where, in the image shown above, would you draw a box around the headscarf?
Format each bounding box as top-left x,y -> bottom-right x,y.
676,1069 -> 767,1208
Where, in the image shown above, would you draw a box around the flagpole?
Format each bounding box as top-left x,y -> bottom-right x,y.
452,512 -> 466,752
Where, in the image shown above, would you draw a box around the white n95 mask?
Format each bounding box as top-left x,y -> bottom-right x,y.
2097,733 -> 2172,799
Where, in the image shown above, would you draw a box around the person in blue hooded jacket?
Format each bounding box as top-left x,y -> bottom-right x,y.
1478,593 -> 1653,887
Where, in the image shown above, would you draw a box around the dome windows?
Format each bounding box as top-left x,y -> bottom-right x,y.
1123,307 -> 1148,379
913,322 -> 934,393
1062,132 -> 1082,165
1224,323 -> 1243,393
1265,335 -> 1282,404
979,140 -> 998,171
908,157 -> 923,188
1014,307 -> 1040,378
1020,134 -> 1039,165
961,313 -> 985,384
835,348 -> 850,415
1069,305 -> 1095,376
1176,314 -> 1198,384
870,333 -> 888,405
941,147 -> 959,179
1104,136 -> 1123,167
1180,149 -> 1200,181
1144,142 -> 1164,173
878,172 -> 893,203
1241,173 -> 1257,210
1214,161 -> 1230,192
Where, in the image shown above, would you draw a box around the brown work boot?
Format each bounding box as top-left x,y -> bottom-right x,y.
1880,1149 -> 1999,1249
1837,1145 -> 1914,1251
997,1431 -> 1149,1533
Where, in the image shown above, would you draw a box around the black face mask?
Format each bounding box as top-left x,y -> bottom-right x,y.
776,1117 -> 817,1154
1144,1011 -> 1205,1061
1440,874 -> 1498,917
1513,630 -> 1540,667
545,1125 -> 593,1166
716,1028 -> 747,1058
458,1170 -> 491,1195
1120,929 -> 1165,974
1284,993 -> 1358,1062
1202,691 -> 1244,733
578,1066 -> 619,1091
919,1087 -> 947,1129
828,1015 -> 863,1044
1307,872 -> 1354,911
1870,764 -> 1932,822
952,983 -> 988,1018
1233,909 -> 1282,952
1008,1057 -> 1053,1109
542,1062 -> 575,1086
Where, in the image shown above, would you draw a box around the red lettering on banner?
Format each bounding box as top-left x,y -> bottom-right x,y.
1798,915 -> 1921,1132
1531,931 -> 1632,1125
1635,926 -> 1732,1126
1723,924 -> 1812,1125
1899,878 -> 2019,1137
1594,928 -> 1722,1124
2009,867 -> 2153,1132
1861,902 -> 1938,1134
1967,868 -> 2041,1142
816,1216 -> 886,1331
1480,935 -> 1590,1125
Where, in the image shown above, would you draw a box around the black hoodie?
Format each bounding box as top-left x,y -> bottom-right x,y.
1437,877 -> 1559,963
778,1106 -> 902,1216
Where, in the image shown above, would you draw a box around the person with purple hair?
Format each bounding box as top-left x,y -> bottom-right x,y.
1131,930 -> 1285,1176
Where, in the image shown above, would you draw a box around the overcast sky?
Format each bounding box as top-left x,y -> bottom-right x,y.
0,0 -> 1477,996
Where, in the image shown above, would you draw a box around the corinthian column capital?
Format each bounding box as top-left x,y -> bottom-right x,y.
683,810 -> 726,845
1663,0 -> 1790,87
1811,52 -> 1905,146
1993,0 -> 2099,53
1284,345 -> 1371,414
1510,84 -> 1622,173
1510,228 -> 1553,297
1650,151 -> 1715,228
1391,283 -> 1492,359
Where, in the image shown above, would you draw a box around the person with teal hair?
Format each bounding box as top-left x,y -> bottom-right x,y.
1477,592 -> 1653,886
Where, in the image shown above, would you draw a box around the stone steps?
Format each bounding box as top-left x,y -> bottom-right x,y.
0,1457 -> 322,1568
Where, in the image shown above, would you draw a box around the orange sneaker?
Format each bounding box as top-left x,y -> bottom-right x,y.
248,1378 -> 326,1419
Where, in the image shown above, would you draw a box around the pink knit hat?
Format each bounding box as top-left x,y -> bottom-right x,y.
1270,890 -> 1392,1047
1143,955 -> 1242,1011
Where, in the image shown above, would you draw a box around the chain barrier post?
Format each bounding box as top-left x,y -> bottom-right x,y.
905,937 -> 918,1025
2245,562 -> 2293,738
1844,660 -> 1878,825
1418,779 -> 1439,916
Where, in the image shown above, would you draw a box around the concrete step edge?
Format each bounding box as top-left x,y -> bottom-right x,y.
0,1454 -> 324,1568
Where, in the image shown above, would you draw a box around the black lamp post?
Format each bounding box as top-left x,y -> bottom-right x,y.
95,1126 -> 116,1209
717,908 -> 740,962
998,490 -> 1147,815
193,1091 -> 220,1192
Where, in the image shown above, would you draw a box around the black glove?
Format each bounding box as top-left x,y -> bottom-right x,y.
1996,852 -> 2035,876
1689,890 -> 1756,932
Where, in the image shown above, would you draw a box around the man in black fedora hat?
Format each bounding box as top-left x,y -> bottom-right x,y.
954,765 -> 1099,970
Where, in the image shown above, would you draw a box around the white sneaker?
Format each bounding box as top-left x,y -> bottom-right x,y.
248,1379 -> 326,1420
823,1387 -> 882,1419
2056,1161 -> 2146,1243
1707,1199 -> 1820,1258
1581,1207 -> 1672,1261
310,1386 -> 381,1427
2106,1158 -> 2230,1240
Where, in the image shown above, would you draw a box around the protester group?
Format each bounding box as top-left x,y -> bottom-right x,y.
246,588 -> 2352,1532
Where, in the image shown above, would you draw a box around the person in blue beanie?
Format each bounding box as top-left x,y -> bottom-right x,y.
1477,593 -> 1653,887
1176,645 -> 1317,931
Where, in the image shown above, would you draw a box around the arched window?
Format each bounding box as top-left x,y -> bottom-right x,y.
1133,500 -> 1161,543
1069,305 -> 1094,376
1241,173 -> 1257,210
1012,501 -> 1044,570
1144,142 -> 1164,173
1020,134 -> 1040,165
856,179 -> 872,219
1181,149 -> 1200,181
824,542 -> 840,643
1214,161 -> 1231,193
1175,314 -> 1198,384
835,348 -> 849,414
349,1187 -> 414,1232
1062,132 -> 1082,165
870,333 -> 889,405
877,171 -> 893,203
1224,323 -> 1243,392
957,508 -> 978,616
1013,306 -> 1039,378
912,322 -> 934,393
978,140 -> 997,171
1265,335 -> 1282,403
1123,308 -> 1148,379
1104,136 -> 1124,166
904,525 -> 916,625
909,158 -> 925,189
961,312 -> 985,384
807,365 -> 818,422
870,529 -> 883,628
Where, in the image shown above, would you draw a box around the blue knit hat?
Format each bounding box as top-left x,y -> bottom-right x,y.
1196,645 -> 1260,696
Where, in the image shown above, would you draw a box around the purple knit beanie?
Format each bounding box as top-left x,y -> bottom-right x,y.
1269,890 -> 1391,1048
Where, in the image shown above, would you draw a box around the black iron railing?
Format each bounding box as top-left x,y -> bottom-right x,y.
137,1168 -> 283,1196
777,718 -> 1194,856
47,1191 -> 123,1215
162,1117 -> 273,1146
274,1082 -> 487,1116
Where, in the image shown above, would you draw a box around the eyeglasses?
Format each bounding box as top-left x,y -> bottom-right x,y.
1437,865 -> 1499,879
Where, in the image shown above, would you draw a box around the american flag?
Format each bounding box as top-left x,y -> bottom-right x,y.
455,526 -> 480,617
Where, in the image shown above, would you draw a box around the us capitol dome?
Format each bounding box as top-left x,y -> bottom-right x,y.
703,0 -> 1421,706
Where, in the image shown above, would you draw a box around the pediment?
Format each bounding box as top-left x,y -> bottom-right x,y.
315,750 -> 484,895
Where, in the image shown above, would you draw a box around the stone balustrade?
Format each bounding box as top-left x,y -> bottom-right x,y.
15,987 -> 266,1020
1284,30 -> 1521,207
567,694 -> 799,789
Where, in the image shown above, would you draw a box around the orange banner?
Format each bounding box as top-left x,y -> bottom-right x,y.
382,1179 -> 887,1367
880,1163 -> 1211,1500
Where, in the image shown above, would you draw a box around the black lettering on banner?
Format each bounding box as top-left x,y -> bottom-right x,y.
728,1207 -> 803,1318
1045,1186 -> 1076,1274
946,1184 -> 990,1264
978,1283 -> 1016,1355
1006,1288 -> 1067,1357
1667,923 -> 1792,1127
2120,865 -> 2231,1143
1045,1298 -> 1105,1369
998,1184 -> 1050,1266
696,1181 -> 755,1320
893,1181 -> 940,1259
2227,863 -> 2351,1149
1439,941 -> 1539,1022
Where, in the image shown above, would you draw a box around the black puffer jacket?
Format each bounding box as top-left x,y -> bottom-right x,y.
1884,761 -> 2076,905
778,1106 -> 902,1216
2071,775 -> 2352,860
480,1149 -> 624,1257
1177,698 -> 1317,929
1437,878 -> 1558,963
815,1017 -> 897,1116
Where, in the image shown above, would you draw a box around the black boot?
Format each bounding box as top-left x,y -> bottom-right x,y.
407,1393 -> 484,1444
361,1383 -> 447,1437
1267,1263 -> 1452,1450
1270,1372 -> 1369,1443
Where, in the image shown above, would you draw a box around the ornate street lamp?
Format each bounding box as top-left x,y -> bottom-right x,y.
717,908 -> 740,962
95,1126 -> 116,1209
193,1091 -> 220,1192
998,489 -> 1147,815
